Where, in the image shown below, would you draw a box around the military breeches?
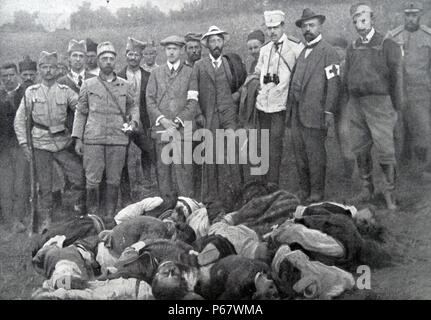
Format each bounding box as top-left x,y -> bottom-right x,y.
404,85 -> 431,151
154,140 -> 194,198
291,111 -> 327,197
83,144 -> 127,188
348,95 -> 398,165
258,110 -> 286,185
34,146 -> 85,211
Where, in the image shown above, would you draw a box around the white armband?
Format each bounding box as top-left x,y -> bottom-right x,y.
187,90 -> 199,101
155,115 -> 165,126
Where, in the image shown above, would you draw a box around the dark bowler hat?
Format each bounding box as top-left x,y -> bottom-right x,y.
295,8 -> 326,28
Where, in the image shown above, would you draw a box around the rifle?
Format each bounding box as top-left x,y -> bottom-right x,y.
23,93 -> 38,235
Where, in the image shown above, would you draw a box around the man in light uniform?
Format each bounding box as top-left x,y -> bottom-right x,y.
14,51 -> 86,233
387,1 -> 431,178
254,10 -> 304,186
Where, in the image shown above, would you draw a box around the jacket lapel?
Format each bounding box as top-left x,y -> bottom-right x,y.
203,58 -> 216,84
301,41 -> 326,93
66,73 -> 80,92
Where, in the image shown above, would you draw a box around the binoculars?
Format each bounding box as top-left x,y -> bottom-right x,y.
263,73 -> 280,85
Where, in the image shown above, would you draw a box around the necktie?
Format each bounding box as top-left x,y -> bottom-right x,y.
213,61 -> 219,69
77,75 -> 83,87
171,67 -> 175,75
274,41 -> 283,51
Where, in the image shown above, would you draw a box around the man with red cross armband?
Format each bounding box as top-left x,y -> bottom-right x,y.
345,3 -> 403,210
287,8 -> 341,203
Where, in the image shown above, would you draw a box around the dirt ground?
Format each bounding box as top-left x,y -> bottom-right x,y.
1,129 -> 431,300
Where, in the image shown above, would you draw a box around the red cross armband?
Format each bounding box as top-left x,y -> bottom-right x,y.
324,64 -> 340,80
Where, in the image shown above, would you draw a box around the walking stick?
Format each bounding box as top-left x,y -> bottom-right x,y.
24,94 -> 38,236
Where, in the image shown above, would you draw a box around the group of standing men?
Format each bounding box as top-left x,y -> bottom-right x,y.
1,1 -> 430,234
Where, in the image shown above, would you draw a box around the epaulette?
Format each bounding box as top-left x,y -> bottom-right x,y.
287,35 -> 301,44
387,25 -> 404,38
420,24 -> 431,36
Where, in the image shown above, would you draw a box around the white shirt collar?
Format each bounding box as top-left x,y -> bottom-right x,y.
209,54 -> 222,67
167,60 -> 181,71
71,69 -> 85,78
306,34 -> 322,47
362,28 -> 375,43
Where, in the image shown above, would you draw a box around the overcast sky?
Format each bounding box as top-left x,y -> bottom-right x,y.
0,0 -> 189,26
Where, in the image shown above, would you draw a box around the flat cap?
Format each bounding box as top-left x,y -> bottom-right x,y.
18,55 -> 37,73
404,1 -> 423,12
38,51 -> 58,66
160,35 -> 186,47
86,38 -> 98,53
185,32 -> 203,43
264,10 -> 285,27
68,39 -> 87,53
97,41 -> 116,57
126,37 -> 147,53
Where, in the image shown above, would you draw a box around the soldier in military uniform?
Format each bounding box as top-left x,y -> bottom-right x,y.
254,10 -> 304,186
72,42 -> 140,222
14,52 -> 86,233
388,1 -> 431,178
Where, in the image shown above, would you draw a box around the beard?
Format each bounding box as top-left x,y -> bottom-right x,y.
189,53 -> 201,62
304,32 -> 318,43
100,66 -> 114,75
405,21 -> 419,31
209,47 -> 222,59
23,79 -> 34,88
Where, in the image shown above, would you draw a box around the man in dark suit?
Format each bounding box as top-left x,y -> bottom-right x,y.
118,37 -> 154,201
187,26 -> 242,211
287,9 -> 341,202
0,62 -> 28,232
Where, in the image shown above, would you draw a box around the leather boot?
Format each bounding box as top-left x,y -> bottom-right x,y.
86,187 -> 100,216
105,184 -> 120,220
351,153 -> 374,203
380,164 -> 397,210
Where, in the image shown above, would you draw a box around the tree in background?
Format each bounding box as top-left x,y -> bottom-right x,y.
0,10 -> 46,33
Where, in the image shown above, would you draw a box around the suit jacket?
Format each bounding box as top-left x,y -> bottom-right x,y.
57,71 -> 95,130
188,56 -> 237,130
0,85 -> 25,147
57,71 -> 95,94
287,39 -> 340,129
145,63 -> 196,141
118,66 -> 151,129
